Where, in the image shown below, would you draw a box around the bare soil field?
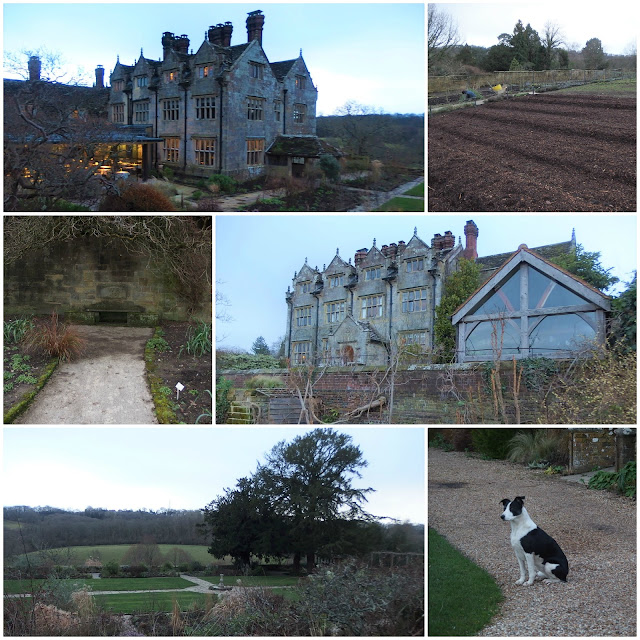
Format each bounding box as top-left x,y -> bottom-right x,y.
428,93 -> 636,211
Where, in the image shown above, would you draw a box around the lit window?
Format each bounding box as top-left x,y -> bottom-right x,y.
361,295 -> 384,319
197,65 -> 213,79
293,103 -> 306,123
325,301 -> 345,324
293,342 -> 311,365
295,306 -> 313,327
194,138 -> 216,166
246,139 -> 264,165
247,97 -> 264,120
163,98 -> 180,121
407,257 -> 424,272
365,267 -> 382,281
295,75 -> 306,89
163,138 -> 180,163
195,96 -> 216,120
164,70 -> 177,83
402,288 -> 428,313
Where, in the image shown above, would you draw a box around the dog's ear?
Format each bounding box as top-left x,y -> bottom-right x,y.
516,496 -> 525,502
500,498 -> 510,506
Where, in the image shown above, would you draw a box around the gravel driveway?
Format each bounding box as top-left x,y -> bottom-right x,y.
428,448 -> 636,636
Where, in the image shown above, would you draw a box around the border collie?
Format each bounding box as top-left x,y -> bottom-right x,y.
500,496 -> 569,586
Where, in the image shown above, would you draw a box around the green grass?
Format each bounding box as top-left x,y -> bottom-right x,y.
554,77 -> 636,95
200,575 -> 302,587
4,576 -> 193,595
403,182 -> 424,197
18,544 -> 216,566
94,591 -> 214,614
374,196 -> 425,212
428,527 -> 503,636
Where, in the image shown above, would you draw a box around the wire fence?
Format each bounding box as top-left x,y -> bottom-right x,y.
428,68 -> 629,100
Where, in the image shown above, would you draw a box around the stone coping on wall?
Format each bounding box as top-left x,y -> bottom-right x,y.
217,362 -> 481,376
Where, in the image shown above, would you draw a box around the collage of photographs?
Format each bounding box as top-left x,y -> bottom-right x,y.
1,1 -> 636,638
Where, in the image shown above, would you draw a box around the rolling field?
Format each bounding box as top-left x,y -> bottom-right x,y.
428,91 -> 636,212
20,544 -> 217,565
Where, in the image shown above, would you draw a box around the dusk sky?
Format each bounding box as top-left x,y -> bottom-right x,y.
3,2 -> 425,115
216,214 -> 636,353
3,427 -> 426,524
434,2 -> 636,55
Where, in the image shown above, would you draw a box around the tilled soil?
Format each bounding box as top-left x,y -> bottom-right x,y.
428,448 -> 636,636
428,94 -> 636,211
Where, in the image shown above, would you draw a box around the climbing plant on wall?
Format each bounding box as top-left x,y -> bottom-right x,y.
3,216 -> 212,313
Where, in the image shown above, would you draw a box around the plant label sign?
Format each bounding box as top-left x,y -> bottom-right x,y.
176,382 -> 184,400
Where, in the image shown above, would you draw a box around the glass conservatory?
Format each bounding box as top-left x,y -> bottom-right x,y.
451,247 -> 611,362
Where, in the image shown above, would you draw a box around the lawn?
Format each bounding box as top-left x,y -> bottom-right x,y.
428,527 -> 503,636
200,575 -> 302,587
4,576 -> 193,595
555,77 -> 636,95
94,591 -> 214,614
374,196 -> 425,212
403,182 -> 425,197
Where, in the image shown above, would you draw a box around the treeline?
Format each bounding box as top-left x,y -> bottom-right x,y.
429,6 -> 637,76
317,111 -> 424,167
3,506 -> 205,559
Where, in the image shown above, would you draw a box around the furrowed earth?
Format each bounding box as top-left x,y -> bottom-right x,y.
428,93 -> 636,211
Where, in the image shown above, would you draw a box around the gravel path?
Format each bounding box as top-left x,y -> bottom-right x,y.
428,448 -> 636,636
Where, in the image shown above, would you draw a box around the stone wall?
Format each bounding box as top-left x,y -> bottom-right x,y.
568,429 -> 617,473
4,236 -> 206,325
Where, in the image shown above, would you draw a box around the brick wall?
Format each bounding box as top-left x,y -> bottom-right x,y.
568,429 -> 617,473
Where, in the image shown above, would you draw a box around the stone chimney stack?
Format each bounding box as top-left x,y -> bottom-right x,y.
162,32 -> 175,60
28,55 -> 41,81
431,233 -> 443,250
174,34 -> 190,55
381,245 -> 389,257
246,10 -> 265,45
463,219 -> 479,260
387,243 -> 398,260
222,21 -> 233,46
208,24 -> 223,45
442,231 -> 455,250
95,65 -> 104,89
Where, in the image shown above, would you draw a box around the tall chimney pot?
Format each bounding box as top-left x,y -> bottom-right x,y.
463,219 -> 479,260
246,10 -> 265,45
95,65 -> 104,88
28,55 -> 41,81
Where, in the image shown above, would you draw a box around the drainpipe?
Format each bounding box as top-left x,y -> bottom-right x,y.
217,78 -> 224,173
313,295 -> 320,364
152,89 -> 159,168
183,87 -> 188,170
387,281 -> 393,361
286,299 -> 293,360
282,88 -> 288,134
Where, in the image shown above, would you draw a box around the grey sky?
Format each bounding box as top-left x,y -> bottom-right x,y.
216,214 -> 636,352
433,2 -> 637,55
3,2 -> 425,115
3,427 -> 425,524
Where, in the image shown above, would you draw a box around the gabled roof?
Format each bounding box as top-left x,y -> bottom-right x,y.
325,253 -> 350,272
293,262 -> 319,282
270,59 -> 296,80
452,246 -> 610,325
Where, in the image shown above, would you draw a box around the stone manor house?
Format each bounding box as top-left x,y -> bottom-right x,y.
109,9 -> 334,179
285,221 -> 611,365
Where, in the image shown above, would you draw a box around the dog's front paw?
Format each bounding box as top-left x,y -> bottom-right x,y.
524,580 -> 535,586
515,578 -> 525,585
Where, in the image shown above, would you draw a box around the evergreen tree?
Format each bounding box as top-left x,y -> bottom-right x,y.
251,335 -> 271,355
610,274 -> 637,352
549,244 -> 618,292
582,38 -> 607,69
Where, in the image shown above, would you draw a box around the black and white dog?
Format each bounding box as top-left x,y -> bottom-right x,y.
500,496 -> 569,586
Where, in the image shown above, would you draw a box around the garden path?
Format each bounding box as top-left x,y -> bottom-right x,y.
345,176 -> 425,211
15,325 -> 157,425
429,448 -> 636,636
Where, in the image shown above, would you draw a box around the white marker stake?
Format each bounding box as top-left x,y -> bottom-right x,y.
175,382 -> 184,401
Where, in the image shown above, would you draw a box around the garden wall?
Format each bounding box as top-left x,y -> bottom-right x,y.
219,366 -> 546,424
4,236 -> 205,325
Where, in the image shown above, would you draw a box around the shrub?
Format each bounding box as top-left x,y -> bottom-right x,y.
319,154 -> 341,182
99,183 -> 176,211
216,351 -> 282,370
4,317 -> 35,344
196,197 -> 222,212
507,429 -> 567,465
23,312 -> 86,361
208,174 -> 238,194
102,561 -> 120,578
216,377 -> 233,424
192,190 -> 203,201
245,375 -> 286,392
471,428 -> 522,459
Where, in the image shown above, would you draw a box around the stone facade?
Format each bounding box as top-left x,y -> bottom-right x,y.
4,236 -> 207,325
108,10 -> 320,179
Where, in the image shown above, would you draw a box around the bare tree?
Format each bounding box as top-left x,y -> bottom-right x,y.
332,101 -> 389,157
542,22 -> 566,69
428,5 -> 460,72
